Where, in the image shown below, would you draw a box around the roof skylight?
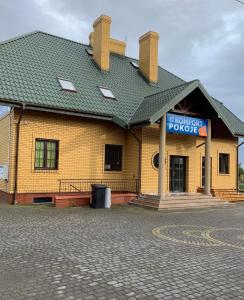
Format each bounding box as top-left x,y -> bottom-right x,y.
86,48 -> 93,56
99,87 -> 116,99
58,78 -> 76,92
130,60 -> 139,68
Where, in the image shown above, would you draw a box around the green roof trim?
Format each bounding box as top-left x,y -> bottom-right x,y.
130,80 -> 244,136
129,81 -> 196,126
0,31 -> 244,136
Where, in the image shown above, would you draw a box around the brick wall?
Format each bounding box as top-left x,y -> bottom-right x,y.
196,137 -> 237,189
12,109 -> 139,195
140,124 -> 237,195
0,108 -> 238,202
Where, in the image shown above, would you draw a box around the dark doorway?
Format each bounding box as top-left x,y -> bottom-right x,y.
170,156 -> 187,193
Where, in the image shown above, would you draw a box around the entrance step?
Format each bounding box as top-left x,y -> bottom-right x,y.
197,188 -> 244,202
129,193 -> 233,210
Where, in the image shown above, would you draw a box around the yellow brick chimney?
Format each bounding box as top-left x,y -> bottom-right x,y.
110,38 -> 126,56
89,17 -> 126,58
139,31 -> 159,83
93,15 -> 112,72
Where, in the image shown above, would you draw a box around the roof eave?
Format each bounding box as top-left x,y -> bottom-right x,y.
234,133 -> 244,138
0,98 -> 114,122
129,120 -> 151,128
112,116 -> 128,128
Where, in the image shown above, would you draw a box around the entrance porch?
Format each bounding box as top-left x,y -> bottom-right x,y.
131,80 -> 240,208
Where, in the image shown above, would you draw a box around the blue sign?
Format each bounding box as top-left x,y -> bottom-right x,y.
166,113 -> 208,137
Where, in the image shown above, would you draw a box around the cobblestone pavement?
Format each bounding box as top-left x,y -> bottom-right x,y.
1,204 -> 244,299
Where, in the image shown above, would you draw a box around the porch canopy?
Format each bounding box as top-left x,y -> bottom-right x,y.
129,80 -> 244,136
129,80 -> 244,200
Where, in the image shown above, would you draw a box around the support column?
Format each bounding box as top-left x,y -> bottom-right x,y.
158,115 -> 166,200
205,119 -> 211,195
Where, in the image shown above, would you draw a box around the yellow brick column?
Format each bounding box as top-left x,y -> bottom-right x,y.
158,115 -> 166,200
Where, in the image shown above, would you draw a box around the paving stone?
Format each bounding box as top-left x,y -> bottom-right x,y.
0,204 -> 244,299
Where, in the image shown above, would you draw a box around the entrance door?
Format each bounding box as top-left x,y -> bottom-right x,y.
170,156 -> 187,193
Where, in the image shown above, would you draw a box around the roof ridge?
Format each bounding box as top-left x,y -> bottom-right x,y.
211,96 -> 223,104
0,30 -> 89,47
144,80 -> 198,99
35,31 -> 89,46
0,31 -> 40,46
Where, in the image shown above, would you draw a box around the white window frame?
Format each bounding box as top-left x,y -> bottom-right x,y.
98,86 -> 116,100
58,78 -> 76,92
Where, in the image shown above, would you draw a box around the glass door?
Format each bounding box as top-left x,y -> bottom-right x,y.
170,156 -> 187,193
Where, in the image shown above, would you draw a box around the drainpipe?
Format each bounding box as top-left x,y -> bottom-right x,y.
14,104 -> 26,204
7,108 -> 14,182
236,140 -> 244,192
129,130 -> 142,194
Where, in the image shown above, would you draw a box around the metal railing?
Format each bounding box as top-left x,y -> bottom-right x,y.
59,179 -> 139,193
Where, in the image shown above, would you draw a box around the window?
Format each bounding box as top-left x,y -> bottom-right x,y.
152,153 -> 159,169
104,144 -> 122,171
35,139 -> 59,170
130,60 -> 139,68
99,87 -> 116,99
219,153 -> 229,174
86,48 -> 93,55
58,78 -> 76,92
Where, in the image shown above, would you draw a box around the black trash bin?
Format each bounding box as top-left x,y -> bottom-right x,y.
91,184 -> 107,208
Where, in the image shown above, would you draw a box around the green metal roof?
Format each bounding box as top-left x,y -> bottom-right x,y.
210,98 -> 244,136
0,31 -> 243,136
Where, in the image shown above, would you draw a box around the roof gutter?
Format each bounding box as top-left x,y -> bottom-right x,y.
0,98 -> 114,122
128,120 -> 151,129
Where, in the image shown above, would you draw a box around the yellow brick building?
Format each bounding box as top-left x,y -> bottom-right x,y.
0,15 -> 243,207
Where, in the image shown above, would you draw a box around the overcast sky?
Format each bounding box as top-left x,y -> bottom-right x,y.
0,0 -> 244,160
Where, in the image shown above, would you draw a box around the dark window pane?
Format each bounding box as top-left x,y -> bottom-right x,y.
33,197 -> 52,204
219,153 -> 229,174
202,157 -> 205,187
104,144 -> 122,171
46,141 -> 57,169
35,141 -> 45,168
153,153 -> 159,169
35,139 -> 58,170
